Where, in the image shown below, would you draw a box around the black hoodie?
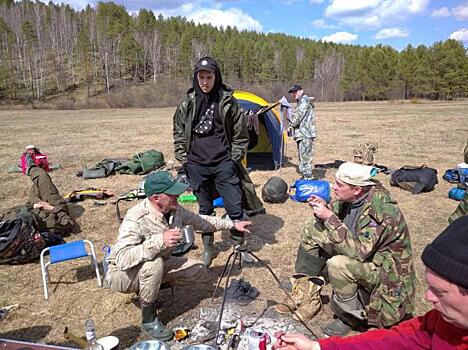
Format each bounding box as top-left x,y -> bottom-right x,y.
188,57 -> 230,165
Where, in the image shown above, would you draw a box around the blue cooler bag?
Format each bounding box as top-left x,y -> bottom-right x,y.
290,179 -> 331,203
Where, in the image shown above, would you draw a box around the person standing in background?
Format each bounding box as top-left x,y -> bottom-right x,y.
288,84 -> 316,180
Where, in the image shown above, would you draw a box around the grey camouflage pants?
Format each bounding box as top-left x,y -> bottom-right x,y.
300,216 -> 380,299
296,138 -> 314,179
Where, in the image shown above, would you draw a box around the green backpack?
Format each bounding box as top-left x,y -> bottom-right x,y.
115,149 -> 165,175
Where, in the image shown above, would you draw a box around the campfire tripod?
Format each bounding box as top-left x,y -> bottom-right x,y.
210,244 -> 318,347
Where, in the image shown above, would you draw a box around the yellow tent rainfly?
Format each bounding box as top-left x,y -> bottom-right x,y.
234,90 -> 286,170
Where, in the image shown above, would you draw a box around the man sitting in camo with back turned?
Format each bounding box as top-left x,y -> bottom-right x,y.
276,162 -> 415,336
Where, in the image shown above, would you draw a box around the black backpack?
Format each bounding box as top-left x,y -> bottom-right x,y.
262,176 -> 289,203
0,219 -> 63,264
390,165 -> 438,194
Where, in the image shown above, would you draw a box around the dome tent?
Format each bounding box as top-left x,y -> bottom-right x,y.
234,90 -> 286,170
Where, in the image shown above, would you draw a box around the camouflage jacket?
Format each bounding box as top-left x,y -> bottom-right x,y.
107,199 -> 235,271
173,86 -> 249,164
324,185 -> 416,327
289,95 -> 316,141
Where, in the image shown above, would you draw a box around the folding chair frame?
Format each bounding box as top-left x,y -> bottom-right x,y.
40,239 -> 102,300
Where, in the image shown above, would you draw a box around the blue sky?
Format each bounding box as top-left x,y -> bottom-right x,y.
52,0 -> 467,50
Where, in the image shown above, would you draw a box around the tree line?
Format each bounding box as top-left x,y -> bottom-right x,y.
0,0 -> 467,106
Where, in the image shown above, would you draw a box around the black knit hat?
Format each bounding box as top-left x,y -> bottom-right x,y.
421,216 -> 468,289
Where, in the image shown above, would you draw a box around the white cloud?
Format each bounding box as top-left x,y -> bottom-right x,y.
430,2 -> 468,21
324,0 -> 430,29
453,2 -> 468,20
310,0 -> 324,4
312,19 -> 338,29
322,31 -> 358,43
431,7 -> 451,18
186,8 -> 262,31
375,27 -> 409,39
325,0 -> 380,17
449,28 -> 468,42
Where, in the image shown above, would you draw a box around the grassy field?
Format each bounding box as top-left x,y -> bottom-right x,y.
0,100 -> 467,347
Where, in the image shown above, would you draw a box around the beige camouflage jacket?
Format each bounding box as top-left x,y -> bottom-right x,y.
325,185 -> 416,328
108,199 -> 234,271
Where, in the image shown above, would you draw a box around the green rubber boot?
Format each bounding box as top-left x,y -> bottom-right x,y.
202,233 -> 215,267
140,301 -> 174,341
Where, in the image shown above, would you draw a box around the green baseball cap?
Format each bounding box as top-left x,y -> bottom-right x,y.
144,171 -> 188,196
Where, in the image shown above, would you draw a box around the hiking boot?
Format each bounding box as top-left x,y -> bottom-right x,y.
140,301 -> 174,341
201,232 -> 216,267
293,276 -> 326,321
275,273 -> 309,314
323,318 -> 352,337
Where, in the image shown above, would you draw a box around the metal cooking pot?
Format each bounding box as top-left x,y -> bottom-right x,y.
129,340 -> 171,350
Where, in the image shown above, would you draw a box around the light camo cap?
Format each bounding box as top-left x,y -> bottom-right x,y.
336,162 -> 377,186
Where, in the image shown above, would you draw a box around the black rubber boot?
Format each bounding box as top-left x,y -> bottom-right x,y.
323,318 -> 352,337
295,244 -> 327,276
324,292 -> 367,337
140,301 -> 174,341
201,233 -> 216,267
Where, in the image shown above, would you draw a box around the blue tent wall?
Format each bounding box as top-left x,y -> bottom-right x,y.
234,92 -> 285,170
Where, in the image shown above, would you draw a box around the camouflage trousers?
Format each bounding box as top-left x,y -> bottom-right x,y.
449,192 -> 468,223
300,217 -> 380,300
106,256 -> 207,303
296,138 -> 314,179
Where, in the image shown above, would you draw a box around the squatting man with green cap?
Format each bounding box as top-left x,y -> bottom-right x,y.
276,162 -> 415,336
105,171 -> 252,341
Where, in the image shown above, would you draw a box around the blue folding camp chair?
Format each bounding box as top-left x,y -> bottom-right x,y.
40,239 -> 102,300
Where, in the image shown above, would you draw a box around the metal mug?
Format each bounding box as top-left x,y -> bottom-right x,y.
181,225 -> 195,244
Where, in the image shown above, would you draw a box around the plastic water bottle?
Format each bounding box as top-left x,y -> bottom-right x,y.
85,319 -> 104,350
102,245 -> 111,275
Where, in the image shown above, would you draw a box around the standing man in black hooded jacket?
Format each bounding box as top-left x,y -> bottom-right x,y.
173,56 -> 249,266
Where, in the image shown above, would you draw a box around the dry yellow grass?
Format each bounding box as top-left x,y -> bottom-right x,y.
0,100 -> 467,347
